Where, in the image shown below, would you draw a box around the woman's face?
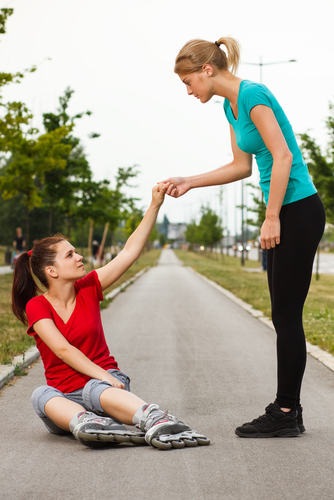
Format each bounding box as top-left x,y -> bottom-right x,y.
179,68 -> 214,103
52,240 -> 85,281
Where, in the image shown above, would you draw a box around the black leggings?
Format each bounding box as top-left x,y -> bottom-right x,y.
266,193 -> 325,409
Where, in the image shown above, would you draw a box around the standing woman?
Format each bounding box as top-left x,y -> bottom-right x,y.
162,37 -> 325,437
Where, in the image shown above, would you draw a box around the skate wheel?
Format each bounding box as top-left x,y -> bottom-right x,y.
78,431 -> 98,442
130,435 -> 146,444
171,439 -> 185,449
183,438 -> 198,447
98,434 -> 115,443
114,434 -> 131,443
196,437 -> 210,446
151,438 -> 172,450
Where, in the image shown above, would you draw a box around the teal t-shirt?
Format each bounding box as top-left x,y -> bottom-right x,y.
223,80 -> 316,205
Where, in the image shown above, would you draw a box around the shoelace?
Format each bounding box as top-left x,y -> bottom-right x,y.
147,410 -> 174,429
81,412 -> 111,425
250,412 -> 276,425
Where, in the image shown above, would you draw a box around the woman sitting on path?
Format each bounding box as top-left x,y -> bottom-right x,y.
11,184 -> 209,450
161,37 -> 325,438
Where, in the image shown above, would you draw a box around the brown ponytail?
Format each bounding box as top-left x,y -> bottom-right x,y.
12,235 -> 66,325
174,36 -> 241,76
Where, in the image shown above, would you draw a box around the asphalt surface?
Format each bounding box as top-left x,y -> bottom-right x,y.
1,249 -> 334,500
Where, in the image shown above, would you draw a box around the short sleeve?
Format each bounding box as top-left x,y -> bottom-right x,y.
74,270 -> 103,302
243,84 -> 273,117
26,297 -> 53,335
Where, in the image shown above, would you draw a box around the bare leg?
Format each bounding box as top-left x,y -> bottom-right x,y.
45,397 -> 86,431
100,388 -> 146,424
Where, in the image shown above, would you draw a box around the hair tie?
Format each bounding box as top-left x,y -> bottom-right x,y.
215,41 -> 220,48
28,249 -> 33,257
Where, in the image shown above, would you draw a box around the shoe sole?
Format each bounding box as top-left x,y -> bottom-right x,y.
235,428 -> 301,438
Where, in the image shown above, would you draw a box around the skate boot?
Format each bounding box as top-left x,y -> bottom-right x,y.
137,404 -> 210,450
70,411 -> 146,447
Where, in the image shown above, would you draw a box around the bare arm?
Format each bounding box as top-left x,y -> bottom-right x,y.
96,184 -> 167,292
160,126 -> 252,198
250,105 -> 293,249
33,319 -> 125,388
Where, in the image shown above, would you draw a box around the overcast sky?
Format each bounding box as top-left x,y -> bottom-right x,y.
1,0 -> 333,234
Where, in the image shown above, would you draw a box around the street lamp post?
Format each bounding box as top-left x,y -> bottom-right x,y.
243,57 -> 297,84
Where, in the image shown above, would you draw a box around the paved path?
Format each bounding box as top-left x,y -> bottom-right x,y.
1,249 -> 334,500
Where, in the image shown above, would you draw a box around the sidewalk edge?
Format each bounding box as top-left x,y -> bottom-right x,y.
0,266 -> 149,390
188,267 -> 334,373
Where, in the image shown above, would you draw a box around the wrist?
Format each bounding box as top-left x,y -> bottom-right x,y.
149,200 -> 162,211
265,210 -> 280,221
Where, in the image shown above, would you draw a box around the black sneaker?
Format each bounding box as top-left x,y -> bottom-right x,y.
235,403 -> 300,438
297,405 -> 305,433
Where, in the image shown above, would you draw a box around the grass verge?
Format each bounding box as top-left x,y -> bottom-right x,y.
0,249 -> 161,365
175,249 -> 334,356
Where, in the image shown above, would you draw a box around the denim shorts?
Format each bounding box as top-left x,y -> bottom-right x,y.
31,369 -> 130,435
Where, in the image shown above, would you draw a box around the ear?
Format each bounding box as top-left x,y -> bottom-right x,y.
202,64 -> 214,77
45,266 -> 59,279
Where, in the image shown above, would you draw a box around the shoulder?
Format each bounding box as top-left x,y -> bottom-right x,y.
26,295 -> 50,315
240,80 -> 275,115
75,270 -> 103,301
241,80 -> 273,100
26,295 -> 54,335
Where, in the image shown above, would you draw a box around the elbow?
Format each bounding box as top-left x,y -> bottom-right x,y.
283,150 -> 293,166
245,168 -> 252,179
275,150 -> 293,168
242,163 -> 252,179
56,345 -> 71,362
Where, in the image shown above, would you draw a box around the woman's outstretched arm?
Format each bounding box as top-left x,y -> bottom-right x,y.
160,126 -> 252,198
96,184 -> 167,292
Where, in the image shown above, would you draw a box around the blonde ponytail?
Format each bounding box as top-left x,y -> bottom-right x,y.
174,36 -> 241,76
215,37 -> 240,75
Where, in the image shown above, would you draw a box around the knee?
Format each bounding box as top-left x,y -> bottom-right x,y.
82,379 -> 111,414
31,386 -> 51,418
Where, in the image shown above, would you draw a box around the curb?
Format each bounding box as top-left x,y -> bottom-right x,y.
0,267 -> 149,390
188,267 -> 334,373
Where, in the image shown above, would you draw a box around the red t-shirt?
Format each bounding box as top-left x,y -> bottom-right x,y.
26,270 -> 119,392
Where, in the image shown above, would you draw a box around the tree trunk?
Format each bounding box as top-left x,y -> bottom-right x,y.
87,220 -> 94,265
25,208 -> 30,249
99,222 -> 110,264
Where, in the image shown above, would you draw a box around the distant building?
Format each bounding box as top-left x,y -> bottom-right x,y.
167,223 -> 187,247
157,215 -> 187,247
158,215 -> 170,238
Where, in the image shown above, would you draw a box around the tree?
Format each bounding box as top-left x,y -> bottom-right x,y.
299,104 -> 334,224
0,8 -> 37,162
198,206 -> 223,251
185,220 -> 201,249
185,207 -> 223,253
42,87 -> 100,235
246,183 -> 266,232
0,126 -> 72,244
